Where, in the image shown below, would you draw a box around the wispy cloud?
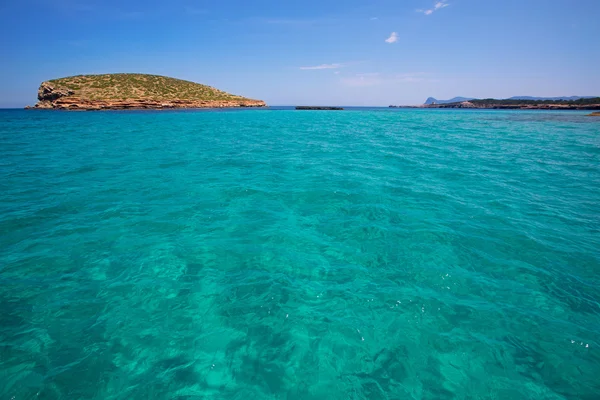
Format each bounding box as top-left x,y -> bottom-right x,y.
370,17 -> 378,21
396,72 -> 427,83
385,32 -> 399,44
435,1 -> 450,10
341,73 -> 383,87
417,0 -> 450,15
340,72 -> 430,87
356,73 -> 381,77
300,63 -> 344,70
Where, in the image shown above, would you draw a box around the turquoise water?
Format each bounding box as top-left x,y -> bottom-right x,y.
1,108 -> 599,399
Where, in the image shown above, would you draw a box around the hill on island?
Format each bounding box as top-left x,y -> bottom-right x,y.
29,73 -> 266,110
424,97 -> 474,105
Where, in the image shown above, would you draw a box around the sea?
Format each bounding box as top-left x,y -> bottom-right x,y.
1,107 -> 599,399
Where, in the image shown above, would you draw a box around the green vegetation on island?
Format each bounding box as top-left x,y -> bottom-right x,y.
29,73 -> 266,110
47,73 -> 250,101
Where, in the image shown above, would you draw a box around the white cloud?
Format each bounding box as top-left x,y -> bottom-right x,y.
434,1 -> 450,10
385,32 -> 398,43
300,63 -> 344,70
370,17 -> 378,20
417,0 -> 449,15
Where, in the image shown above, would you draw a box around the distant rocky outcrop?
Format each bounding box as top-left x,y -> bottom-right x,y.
424,95 -> 597,105
507,96 -> 596,101
27,73 -> 266,110
424,97 -> 474,105
424,97 -> 600,110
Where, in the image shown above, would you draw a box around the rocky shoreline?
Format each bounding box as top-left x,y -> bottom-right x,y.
422,100 -> 600,110
27,98 -> 266,110
26,80 -> 266,110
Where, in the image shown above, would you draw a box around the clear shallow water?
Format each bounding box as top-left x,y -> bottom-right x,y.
1,108 -> 599,399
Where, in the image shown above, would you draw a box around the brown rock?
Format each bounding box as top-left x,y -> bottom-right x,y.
37,81 -> 75,102
34,100 -> 55,109
44,97 -> 267,110
31,94 -> 266,111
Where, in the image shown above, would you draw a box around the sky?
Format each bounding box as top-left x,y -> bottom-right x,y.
1,0 -> 599,107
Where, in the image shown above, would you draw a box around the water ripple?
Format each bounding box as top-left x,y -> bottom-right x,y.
1,109 -> 599,399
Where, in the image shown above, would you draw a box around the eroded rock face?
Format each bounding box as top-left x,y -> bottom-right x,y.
37,82 -> 75,102
39,98 -> 266,110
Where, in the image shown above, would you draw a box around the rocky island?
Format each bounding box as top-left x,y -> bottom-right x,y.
26,73 -> 266,110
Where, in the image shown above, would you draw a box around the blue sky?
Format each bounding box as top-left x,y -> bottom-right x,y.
1,0 -> 599,107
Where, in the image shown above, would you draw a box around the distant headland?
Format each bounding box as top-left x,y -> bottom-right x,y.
423,96 -> 598,105
25,74 -> 266,110
407,96 -> 600,110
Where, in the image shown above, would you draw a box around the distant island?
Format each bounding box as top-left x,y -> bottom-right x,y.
390,96 -> 600,110
26,73 -> 266,110
423,95 -> 597,105
424,97 -> 600,110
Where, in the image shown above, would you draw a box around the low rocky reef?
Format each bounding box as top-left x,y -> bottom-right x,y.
588,112 -> 600,117
295,106 -> 343,110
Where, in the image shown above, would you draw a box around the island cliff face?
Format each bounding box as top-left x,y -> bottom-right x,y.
28,74 -> 266,110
